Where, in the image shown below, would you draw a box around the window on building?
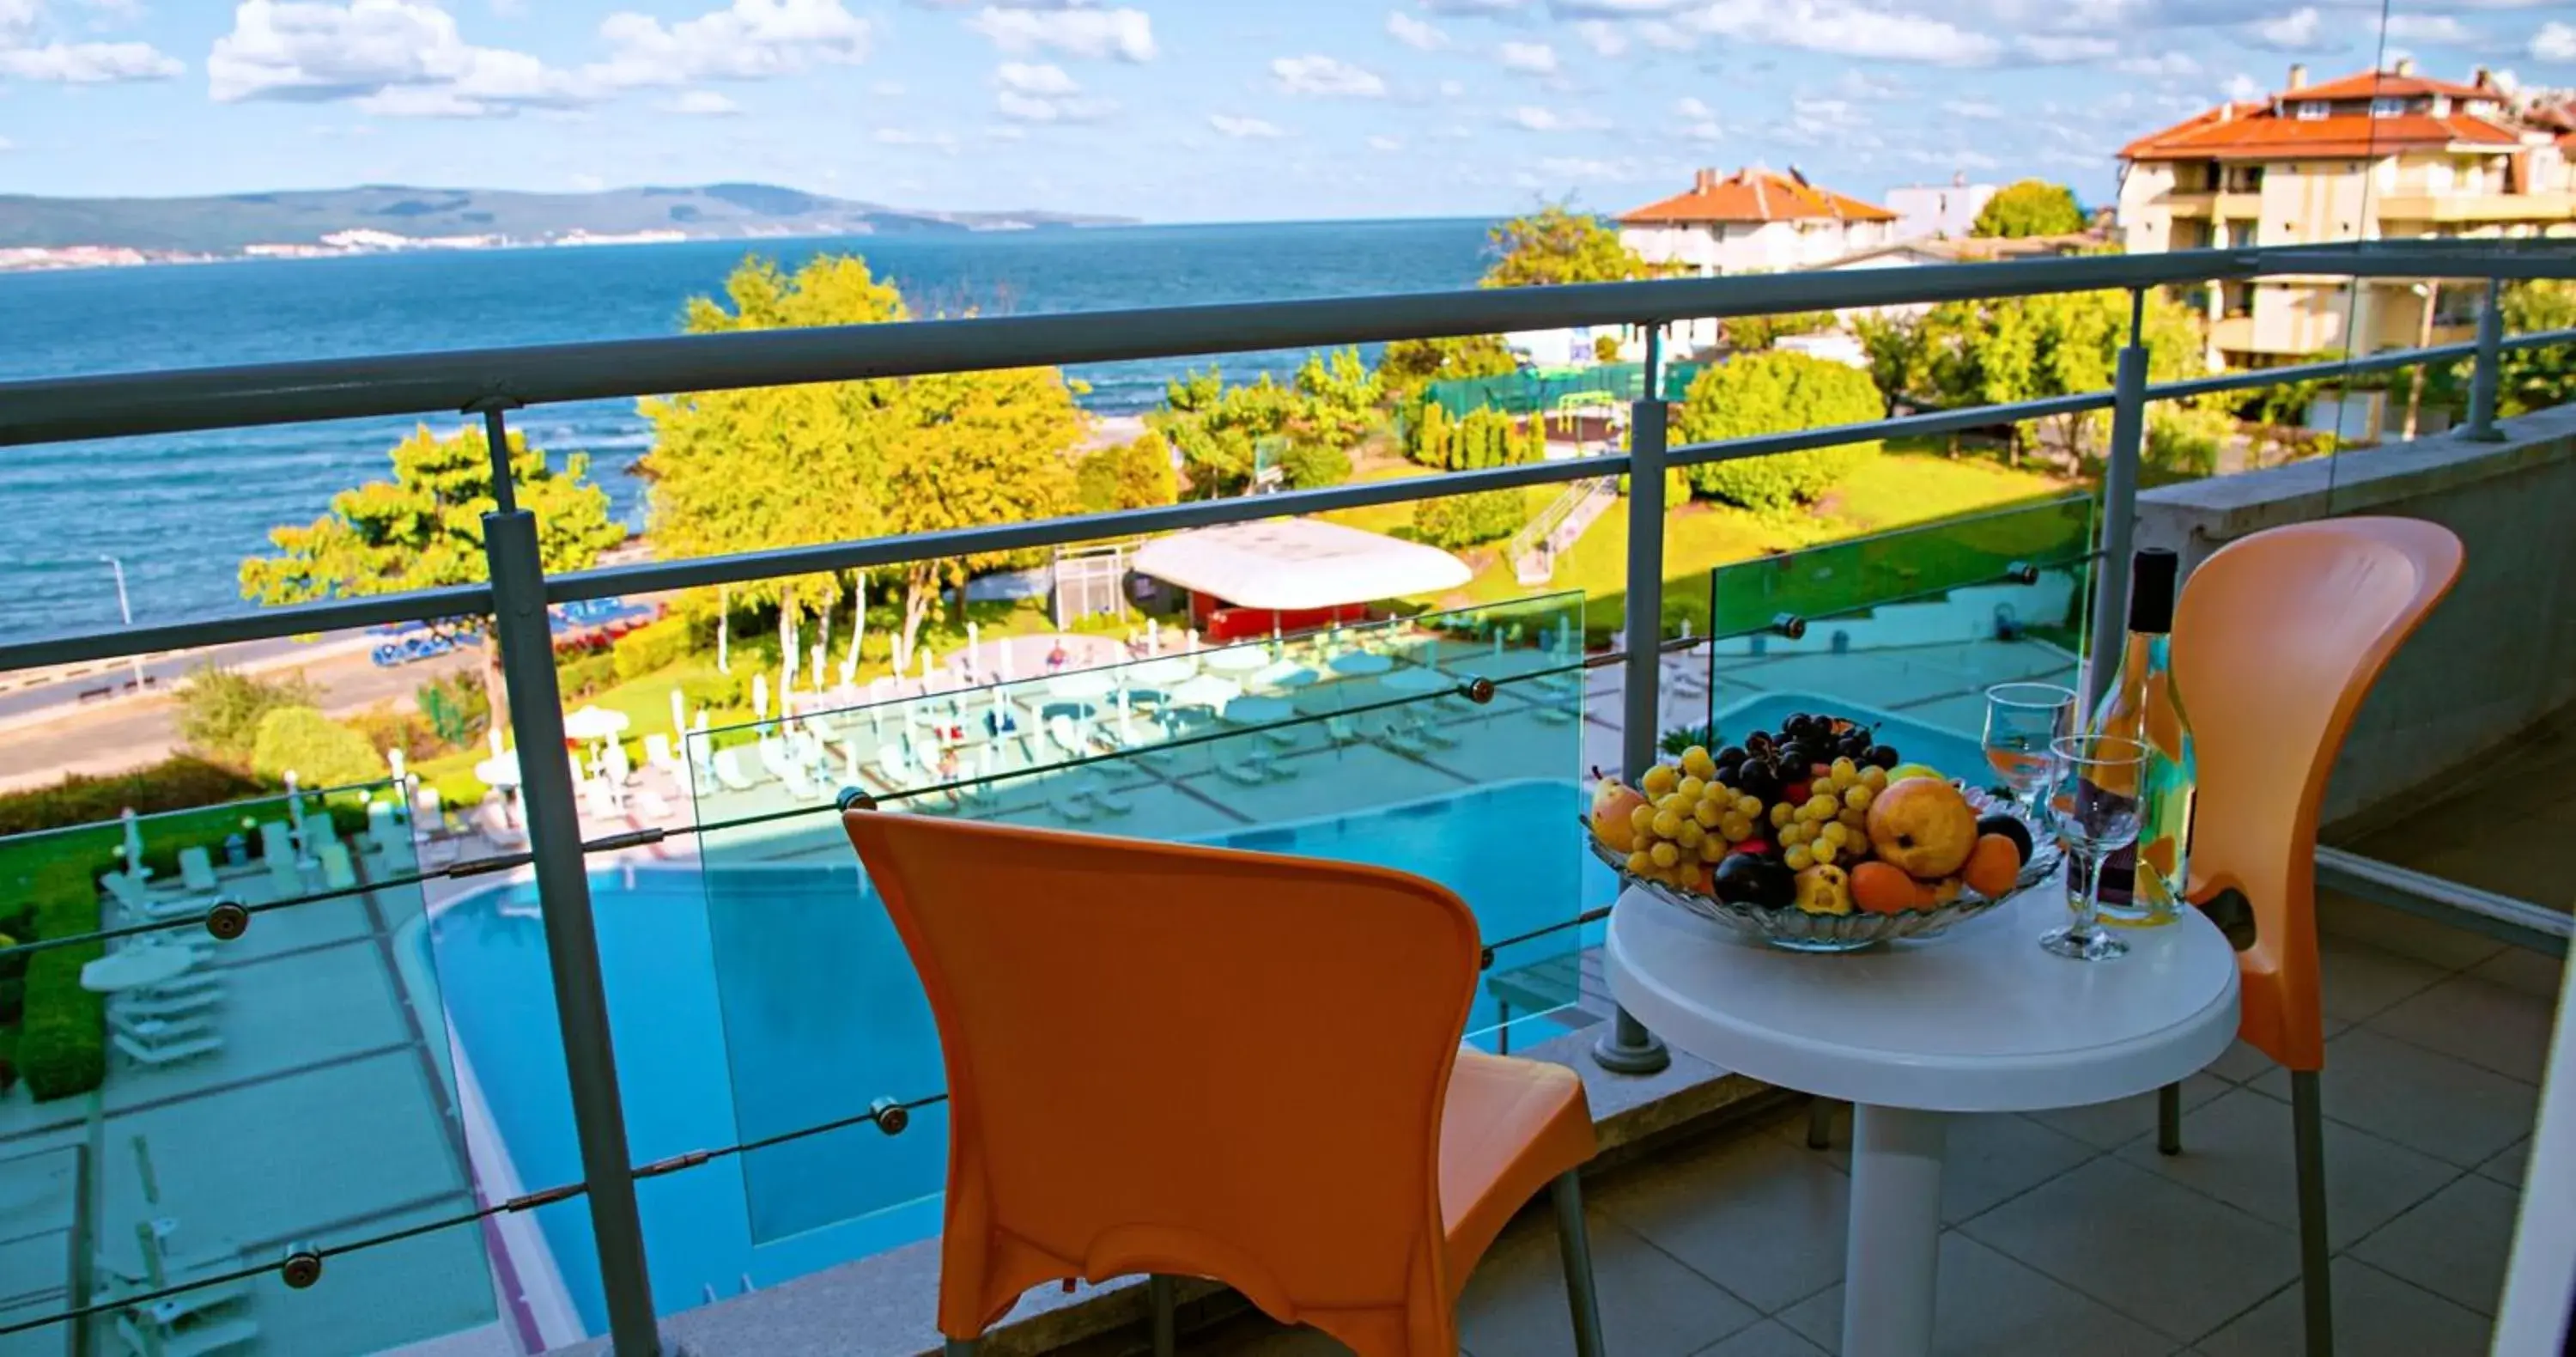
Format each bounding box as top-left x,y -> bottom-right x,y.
2370,96 -> 2405,118
2295,100 -> 2329,120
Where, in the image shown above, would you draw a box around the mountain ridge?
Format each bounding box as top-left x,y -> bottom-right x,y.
0,182 -> 1135,253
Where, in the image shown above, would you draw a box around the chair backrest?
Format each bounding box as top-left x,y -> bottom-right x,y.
2173,516 -> 2462,1070
841,809 -> 1482,1352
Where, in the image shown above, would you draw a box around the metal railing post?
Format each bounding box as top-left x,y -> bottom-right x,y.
2465,277 -> 2506,441
477,407 -> 665,1356
1598,325 -> 1672,1077
2085,290 -> 2150,714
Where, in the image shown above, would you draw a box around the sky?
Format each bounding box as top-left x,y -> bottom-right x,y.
2,0 -> 2573,222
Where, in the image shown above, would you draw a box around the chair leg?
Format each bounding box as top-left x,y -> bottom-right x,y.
1551,1171 -> 1607,1357
2291,1070 -> 2335,1357
1807,1097 -> 1834,1150
1149,1274 -> 1176,1357
2157,1080 -> 2183,1156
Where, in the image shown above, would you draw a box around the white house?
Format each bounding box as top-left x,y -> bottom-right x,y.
1617,167 -> 1899,352
1885,175 -> 1998,240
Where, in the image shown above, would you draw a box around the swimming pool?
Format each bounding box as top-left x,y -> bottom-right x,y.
426,778 -> 1611,1332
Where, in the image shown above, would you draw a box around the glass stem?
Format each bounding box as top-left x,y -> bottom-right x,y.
2069,851 -> 2101,939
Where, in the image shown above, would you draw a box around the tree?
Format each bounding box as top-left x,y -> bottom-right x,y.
175,666 -> 321,764
1912,285 -> 2204,466
2493,279 -> 2576,417
1722,310 -> 1836,351
1378,334 -> 1519,403
1480,203 -> 1657,287
249,706 -> 385,789
240,423 -> 621,734
1673,351 -> 1886,512
641,253 -> 1089,673
1851,313 -> 1934,409
1971,180 -> 2087,239
1147,347 -> 1377,498
1076,433 -> 1178,514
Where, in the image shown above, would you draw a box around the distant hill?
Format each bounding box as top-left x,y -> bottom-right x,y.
0,183 -> 1134,253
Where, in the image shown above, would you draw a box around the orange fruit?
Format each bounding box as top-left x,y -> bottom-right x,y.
1849,861 -> 1927,916
1961,833 -> 2022,898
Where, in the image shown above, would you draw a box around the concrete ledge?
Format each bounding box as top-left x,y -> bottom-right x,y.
546,1007 -> 1771,1357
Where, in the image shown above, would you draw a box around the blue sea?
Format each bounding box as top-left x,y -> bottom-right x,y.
0,218 -> 1493,640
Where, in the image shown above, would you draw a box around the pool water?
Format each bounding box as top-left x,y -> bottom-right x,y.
427,779 -> 1610,1331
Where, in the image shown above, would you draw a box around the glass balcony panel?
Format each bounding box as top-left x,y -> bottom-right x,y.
0,782 -> 495,1354
1703,497 -> 2094,766
679,594 -> 1594,1264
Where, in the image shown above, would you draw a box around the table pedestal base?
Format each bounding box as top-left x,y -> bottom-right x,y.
1844,1104 -> 1947,1357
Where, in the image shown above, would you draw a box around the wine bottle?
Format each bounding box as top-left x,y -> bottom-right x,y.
2089,548 -> 2196,925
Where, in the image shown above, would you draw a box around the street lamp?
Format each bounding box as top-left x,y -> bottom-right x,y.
99,555 -> 146,695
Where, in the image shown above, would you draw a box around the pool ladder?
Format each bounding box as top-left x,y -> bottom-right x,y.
700,1274 -> 759,1305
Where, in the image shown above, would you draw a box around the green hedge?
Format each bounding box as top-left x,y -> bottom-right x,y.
17,863 -> 105,1103
611,616 -> 695,684
1412,489 -> 1529,549
251,706 -> 386,789
1279,440 -> 1352,490
1675,351 -> 1884,513
0,758 -> 268,838
557,652 -> 620,702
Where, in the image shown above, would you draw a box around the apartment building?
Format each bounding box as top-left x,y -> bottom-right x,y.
2118,61 -> 2576,366
1618,166 -> 1898,350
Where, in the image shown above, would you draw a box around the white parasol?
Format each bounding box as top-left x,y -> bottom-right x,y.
1127,656 -> 1196,687
1221,695 -> 1294,724
1249,660 -> 1316,691
1168,674 -> 1242,709
562,706 -> 630,741
81,944 -> 197,995
1048,669 -> 1118,701
1330,651 -> 1394,677
1202,646 -> 1272,676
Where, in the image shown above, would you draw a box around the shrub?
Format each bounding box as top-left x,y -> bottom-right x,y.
416,669 -> 490,748
0,758 -> 268,838
1076,433 -> 1179,514
680,670 -> 744,713
1593,334 -> 1624,363
344,704 -> 440,763
612,615 -> 696,684
249,706 -> 385,790
1412,489 -> 1529,549
175,666 -> 320,764
1279,439 -> 1353,490
557,652 -> 620,702
1675,351 -> 1884,513
17,863 -> 104,1103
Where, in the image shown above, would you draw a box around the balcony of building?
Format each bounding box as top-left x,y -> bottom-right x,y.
0,242 -> 2572,1357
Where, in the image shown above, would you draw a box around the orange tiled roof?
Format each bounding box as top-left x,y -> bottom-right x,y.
1619,167 -> 1896,225
2287,70 -> 2489,101
2123,110 -> 2522,161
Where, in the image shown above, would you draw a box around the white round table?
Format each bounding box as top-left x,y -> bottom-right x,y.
1606,881 -> 2239,1357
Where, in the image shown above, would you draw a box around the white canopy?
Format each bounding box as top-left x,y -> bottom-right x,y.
1131,520 -> 1472,612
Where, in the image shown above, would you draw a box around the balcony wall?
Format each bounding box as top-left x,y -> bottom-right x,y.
2135,403 -> 2576,828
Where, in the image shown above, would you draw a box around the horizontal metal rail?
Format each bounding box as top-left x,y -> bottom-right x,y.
2153,340 -> 2482,403
2316,845 -> 2570,957
1668,391 -> 2117,468
6,243 -> 2569,450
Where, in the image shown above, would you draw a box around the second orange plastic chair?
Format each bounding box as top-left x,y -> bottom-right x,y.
841,806 -> 1604,1356
2160,515 -> 2464,1357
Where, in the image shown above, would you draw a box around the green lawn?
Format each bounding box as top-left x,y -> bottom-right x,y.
1449,451 -> 2075,639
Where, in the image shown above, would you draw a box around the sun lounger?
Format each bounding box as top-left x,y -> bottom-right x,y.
103,873 -> 215,924
112,986 -> 225,1022
1258,751 -> 1297,782
1412,717 -> 1461,749
1051,792 -> 1098,823
112,1011 -> 217,1045
302,812 -> 339,847
317,842 -> 357,891
177,848 -> 219,893
1091,786 -> 1135,815
1215,758 -> 1269,787
114,1031 -> 225,1067
1261,725 -> 1301,750
258,821 -> 301,891
116,1310 -> 260,1357
1378,726 -> 1431,758
1047,715 -> 1092,762
713,747 -> 758,793
1529,704 -> 1578,725
1324,715 -> 1359,746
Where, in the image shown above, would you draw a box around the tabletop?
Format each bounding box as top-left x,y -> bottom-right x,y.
1605,881 -> 2241,1113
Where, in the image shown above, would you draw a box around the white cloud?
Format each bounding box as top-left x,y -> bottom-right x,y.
2015,33 -> 2115,61
1271,53 -> 1386,96
2114,51 -> 2199,77
1422,0 -> 1523,11
1898,147 -> 1999,169
967,5 -> 1154,63
2382,14 -> 2473,45
1498,40 -> 1558,74
1386,11 -> 1447,50
0,38 -> 178,80
2223,70 -> 2263,101
992,59 -> 1110,120
1681,118 -> 1721,140
1366,133 -> 1403,150
1834,68 -> 1905,99
1679,0 -> 2002,66
568,171 -> 605,191
1673,94 -> 1713,119
1209,113 -> 1287,137
1507,102 -> 1608,131
1437,76 -> 1465,97
873,125 -> 958,149
595,0 -> 872,86
1942,98 -> 2001,118
2532,21 -> 2576,61
2246,7 -> 2340,53
1571,20 -> 1626,56
662,88 -> 738,113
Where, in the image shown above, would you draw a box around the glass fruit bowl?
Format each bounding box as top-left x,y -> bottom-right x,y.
1589,785 -> 2063,952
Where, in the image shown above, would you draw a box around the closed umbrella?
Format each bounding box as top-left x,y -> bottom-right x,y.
752,673 -> 770,721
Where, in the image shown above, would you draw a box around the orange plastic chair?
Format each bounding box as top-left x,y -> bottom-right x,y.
841,805 -> 1604,1357
2161,515 -> 2463,1357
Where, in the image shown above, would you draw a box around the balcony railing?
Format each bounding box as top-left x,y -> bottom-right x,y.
1,240 -> 2573,1357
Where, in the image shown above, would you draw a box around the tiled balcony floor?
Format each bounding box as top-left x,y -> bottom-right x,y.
1170,892 -> 2561,1357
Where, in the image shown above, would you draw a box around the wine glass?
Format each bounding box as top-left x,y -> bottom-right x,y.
1981,683 -> 2077,826
2041,734 -> 2148,962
